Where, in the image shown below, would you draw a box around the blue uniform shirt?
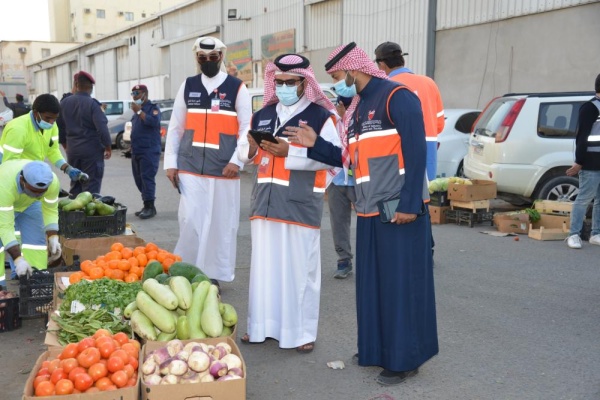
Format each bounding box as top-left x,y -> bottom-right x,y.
131,101 -> 161,153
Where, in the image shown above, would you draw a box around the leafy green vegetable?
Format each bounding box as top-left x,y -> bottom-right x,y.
525,208 -> 541,222
60,278 -> 141,313
51,308 -> 131,345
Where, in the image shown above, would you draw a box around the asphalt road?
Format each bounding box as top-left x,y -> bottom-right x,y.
1,151 -> 599,400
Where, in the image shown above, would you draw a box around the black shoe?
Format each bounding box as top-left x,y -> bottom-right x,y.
138,206 -> 156,219
210,279 -> 221,295
134,207 -> 144,217
351,353 -> 359,365
376,368 -> 419,386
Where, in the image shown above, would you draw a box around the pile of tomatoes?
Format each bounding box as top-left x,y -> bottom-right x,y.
33,329 -> 140,396
68,242 -> 181,284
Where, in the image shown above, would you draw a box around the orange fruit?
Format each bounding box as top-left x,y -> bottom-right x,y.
110,269 -> 125,280
145,250 -> 158,261
80,260 -> 93,274
132,246 -> 146,257
69,271 -> 85,284
124,273 -> 138,283
129,266 -> 142,278
127,257 -> 139,268
156,251 -> 168,263
162,258 -> 175,271
89,267 -> 104,280
105,251 -> 123,261
121,247 -> 133,259
117,260 -> 130,271
136,253 -> 148,268
174,255 -> 182,262
110,242 -> 124,252
107,260 -> 119,270
145,242 -> 159,253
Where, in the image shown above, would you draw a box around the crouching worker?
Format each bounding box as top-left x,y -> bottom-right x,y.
0,160 -> 61,285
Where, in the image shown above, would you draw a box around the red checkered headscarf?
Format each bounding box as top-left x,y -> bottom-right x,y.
263,54 -> 336,112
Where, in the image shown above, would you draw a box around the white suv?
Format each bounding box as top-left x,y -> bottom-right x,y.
464,91 -> 595,205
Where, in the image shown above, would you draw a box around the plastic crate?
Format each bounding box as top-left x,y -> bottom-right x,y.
0,297 -> 21,332
18,265 -> 80,320
59,203 -> 127,239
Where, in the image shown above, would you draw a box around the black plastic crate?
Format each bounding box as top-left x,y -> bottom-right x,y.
59,203 -> 127,238
429,191 -> 450,207
446,209 -> 494,228
19,270 -> 54,319
0,296 -> 21,332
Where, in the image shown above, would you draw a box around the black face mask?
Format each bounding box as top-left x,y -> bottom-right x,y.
200,61 -> 220,78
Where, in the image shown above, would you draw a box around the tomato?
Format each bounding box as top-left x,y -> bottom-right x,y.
95,335 -> 114,348
60,343 -> 79,360
94,376 -> 113,391
104,384 -> 118,391
88,362 -> 108,381
111,349 -> 129,365
128,355 -> 139,370
126,376 -> 137,387
110,370 -> 128,388
123,364 -> 135,379
48,358 -> 61,374
77,337 -> 96,353
41,360 -> 50,369
36,367 -> 50,377
128,339 -> 141,350
68,366 -> 86,381
113,332 -> 129,346
73,372 -> 94,392
54,378 -> 74,395
121,343 -> 139,359
98,340 -> 116,359
33,374 -> 50,389
50,368 -> 67,384
86,387 -> 101,393
107,355 -> 125,373
77,347 -> 101,368
35,380 -> 55,396
93,328 -> 112,339
59,358 -> 79,374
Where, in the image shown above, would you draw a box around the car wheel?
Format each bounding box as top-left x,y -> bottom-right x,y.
536,176 -> 579,202
116,132 -> 130,150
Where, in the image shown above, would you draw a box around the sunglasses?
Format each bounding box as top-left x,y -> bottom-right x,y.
131,91 -> 141,96
274,78 -> 304,88
197,53 -> 221,63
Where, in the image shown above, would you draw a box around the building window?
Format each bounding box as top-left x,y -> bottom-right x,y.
125,12 -> 134,21
41,48 -> 51,58
97,9 -> 105,18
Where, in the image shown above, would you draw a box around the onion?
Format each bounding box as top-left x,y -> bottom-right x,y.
209,360 -> 228,378
220,354 -> 242,370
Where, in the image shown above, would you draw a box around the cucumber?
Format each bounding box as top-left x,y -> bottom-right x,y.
168,276 -> 193,310
169,262 -> 204,282
142,278 -> 179,310
130,310 -> 157,341
142,261 -> 164,282
123,301 -> 138,318
136,291 -> 176,334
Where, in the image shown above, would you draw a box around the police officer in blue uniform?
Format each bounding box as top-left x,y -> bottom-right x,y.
58,71 -> 112,197
130,84 -> 161,219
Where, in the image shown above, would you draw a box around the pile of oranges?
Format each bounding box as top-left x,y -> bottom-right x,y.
33,330 -> 140,396
68,242 -> 181,284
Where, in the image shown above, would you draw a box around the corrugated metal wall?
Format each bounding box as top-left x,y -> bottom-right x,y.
437,0 -> 599,29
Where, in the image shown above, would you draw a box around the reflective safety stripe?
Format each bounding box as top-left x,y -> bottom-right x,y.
22,244 -> 48,251
356,168 -> 405,185
44,196 -> 59,204
349,128 -> 397,143
0,206 -> 15,211
588,136 -> 600,142
257,177 -> 290,186
51,136 -> 59,141
313,187 -> 326,193
192,142 -> 220,149
425,136 -> 438,142
2,144 -> 24,153
187,109 -> 238,117
437,110 -> 445,118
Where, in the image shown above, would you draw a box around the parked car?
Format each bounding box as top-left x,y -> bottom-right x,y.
123,107 -> 170,151
464,91 -> 595,205
101,100 -> 132,122
0,108 -> 13,128
107,109 -> 134,149
248,84 -> 337,112
436,109 -> 481,178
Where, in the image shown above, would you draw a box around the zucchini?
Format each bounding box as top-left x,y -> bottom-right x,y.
142,278 -> 179,310
187,280 -> 210,339
136,291 -> 176,334
157,331 -> 177,341
130,310 -> 157,341
176,315 -> 191,340
169,262 -> 205,282
123,301 -> 138,318
168,276 -> 193,310
201,284 -> 223,337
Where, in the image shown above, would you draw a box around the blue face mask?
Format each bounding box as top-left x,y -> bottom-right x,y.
276,85 -> 301,106
134,99 -> 143,105
37,118 -> 54,130
333,73 -> 357,98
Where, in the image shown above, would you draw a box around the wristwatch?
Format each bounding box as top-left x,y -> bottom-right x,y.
137,110 -> 142,115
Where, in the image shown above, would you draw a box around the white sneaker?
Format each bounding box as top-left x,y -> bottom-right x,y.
589,234 -> 600,246
566,234 -> 582,249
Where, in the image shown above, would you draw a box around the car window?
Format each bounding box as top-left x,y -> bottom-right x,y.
455,112 -> 481,134
473,99 -> 516,138
162,109 -> 172,120
102,101 -> 124,116
537,101 -> 584,138
251,95 -> 264,113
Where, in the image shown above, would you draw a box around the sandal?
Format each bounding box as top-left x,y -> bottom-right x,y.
240,333 -> 264,345
296,342 -> 315,354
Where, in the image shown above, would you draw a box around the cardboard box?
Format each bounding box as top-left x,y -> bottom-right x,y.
61,235 -> 146,265
141,337 -> 246,400
493,212 -> 530,234
447,179 -> 497,201
22,347 -> 139,399
429,206 -> 450,224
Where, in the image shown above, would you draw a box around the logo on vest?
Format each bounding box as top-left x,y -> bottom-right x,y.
258,119 -> 272,127
368,110 -> 375,120
299,119 -> 307,125
219,93 -> 226,100
189,92 -> 201,98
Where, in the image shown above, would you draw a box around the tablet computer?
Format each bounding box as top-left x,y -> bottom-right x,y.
377,198 -> 400,223
249,129 -> 279,145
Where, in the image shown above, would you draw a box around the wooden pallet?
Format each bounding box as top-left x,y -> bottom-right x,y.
533,200 -> 573,215
450,199 -> 491,212
528,222 -> 569,241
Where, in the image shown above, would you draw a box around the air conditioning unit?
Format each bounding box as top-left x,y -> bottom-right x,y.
118,11 -> 124,16
84,8 -> 91,13
18,47 -> 27,54
85,33 -> 92,38
141,13 -> 146,18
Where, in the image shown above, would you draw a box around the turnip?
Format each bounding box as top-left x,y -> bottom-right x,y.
168,359 -> 189,376
209,360 -> 228,378
160,374 -> 179,385
144,374 -> 163,385
200,374 -> 215,383
166,339 -> 184,356
183,342 -> 201,353
227,367 -> 244,378
220,354 -> 242,370
159,358 -> 174,375
188,351 -> 210,373
218,375 -> 242,381
175,350 -> 190,362
215,342 -> 232,354
152,347 -> 171,364
142,357 -> 158,375
198,343 -> 210,353
210,346 -> 228,360
179,370 -> 200,384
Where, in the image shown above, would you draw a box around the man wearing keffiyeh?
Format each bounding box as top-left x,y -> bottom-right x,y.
288,42 -> 438,385
237,54 -> 341,354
